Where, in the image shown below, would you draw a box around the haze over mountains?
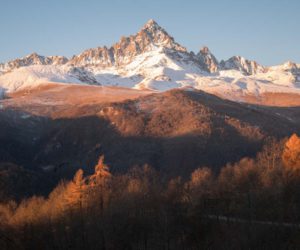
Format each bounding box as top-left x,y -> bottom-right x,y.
0,19 -> 299,105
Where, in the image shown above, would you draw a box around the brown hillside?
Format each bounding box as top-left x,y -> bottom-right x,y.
0,84 -> 300,198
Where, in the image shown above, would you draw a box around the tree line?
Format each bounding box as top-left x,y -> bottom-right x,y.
1,137 -> 300,249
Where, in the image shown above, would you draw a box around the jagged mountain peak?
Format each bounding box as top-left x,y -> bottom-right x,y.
136,19 -> 187,52
196,46 -> 219,73
139,19 -> 172,39
141,19 -> 160,30
1,19 -> 300,103
24,52 -> 40,58
0,53 -> 68,75
199,46 -> 211,54
18,52 -> 68,64
15,52 -> 44,63
220,55 -> 265,75
69,19 -> 187,67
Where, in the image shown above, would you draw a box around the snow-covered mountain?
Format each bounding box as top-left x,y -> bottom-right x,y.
0,53 -> 68,74
0,19 -> 299,104
196,46 -> 219,73
220,56 -> 265,75
69,19 -> 187,67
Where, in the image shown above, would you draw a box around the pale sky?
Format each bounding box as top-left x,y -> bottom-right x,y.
0,0 -> 299,65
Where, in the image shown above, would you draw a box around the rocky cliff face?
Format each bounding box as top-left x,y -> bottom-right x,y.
197,46 -> 219,73
68,19 -> 187,67
0,53 -> 68,74
220,56 -> 265,75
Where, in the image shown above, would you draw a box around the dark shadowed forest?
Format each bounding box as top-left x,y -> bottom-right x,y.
1,135 -> 300,250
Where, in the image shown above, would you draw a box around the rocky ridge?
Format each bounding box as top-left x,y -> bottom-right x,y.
0,19 -> 299,104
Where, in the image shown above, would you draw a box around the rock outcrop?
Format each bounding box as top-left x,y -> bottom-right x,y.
220,56 -> 265,75
0,53 -> 68,74
69,19 -> 187,67
197,46 -> 219,73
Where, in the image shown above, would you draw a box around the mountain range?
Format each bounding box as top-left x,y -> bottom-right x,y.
1,19 -> 300,202
0,19 -> 299,105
